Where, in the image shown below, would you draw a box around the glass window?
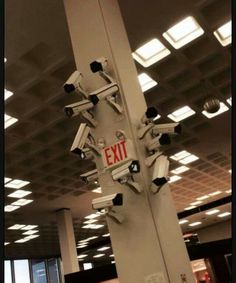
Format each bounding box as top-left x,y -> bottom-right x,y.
32,259 -> 47,283
14,260 -> 31,283
4,261 -> 12,283
47,259 -> 60,283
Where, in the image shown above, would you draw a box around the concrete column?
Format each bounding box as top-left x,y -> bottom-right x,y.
56,208 -> 79,274
62,1 -> 195,282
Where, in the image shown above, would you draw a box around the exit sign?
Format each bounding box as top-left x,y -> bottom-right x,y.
102,139 -> 136,170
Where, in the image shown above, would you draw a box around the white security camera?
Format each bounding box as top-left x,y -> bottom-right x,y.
90,57 -> 108,73
152,155 -> 169,189
152,123 -> 182,135
70,123 -> 91,156
80,169 -> 98,184
89,82 -> 119,103
145,133 -> 171,152
92,193 -> 123,211
111,160 -> 140,181
63,71 -> 88,98
141,107 -> 159,125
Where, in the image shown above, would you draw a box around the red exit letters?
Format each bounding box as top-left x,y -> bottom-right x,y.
104,140 -> 127,166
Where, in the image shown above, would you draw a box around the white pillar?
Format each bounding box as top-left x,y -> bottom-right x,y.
63,1 -> 195,282
56,208 -> 79,274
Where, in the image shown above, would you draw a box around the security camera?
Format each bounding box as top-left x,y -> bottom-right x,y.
63,71 -> 88,98
145,133 -> 171,152
141,107 -> 159,124
111,160 -> 140,181
152,123 -> 182,135
70,123 -> 100,157
152,155 -> 169,189
64,100 -> 96,118
80,169 -> 98,183
89,82 -> 119,104
70,123 -> 91,156
92,193 -> 123,211
90,57 -> 108,73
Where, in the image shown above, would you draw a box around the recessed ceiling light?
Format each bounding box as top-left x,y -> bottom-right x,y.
5,179 -> 30,189
109,254 -> 114,258
218,212 -> 231,218
24,235 -> 39,240
5,177 -> 12,184
102,233 -> 110,237
87,236 -> 99,241
208,191 -> 222,196
162,16 -> 204,49
179,219 -> 189,224
77,244 -> 88,249
169,175 -> 182,183
84,213 -> 100,220
82,224 -> 104,229
111,260 -> 116,264
202,102 -> 229,119
5,205 -> 20,212
77,254 -> 88,259
189,221 -> 202,227
138,73 -> 158,92
97,247 -> 110,251
11,199 -> 33,206
170,150 -> 190,161
226,97 -> 231,106
190,201 -> 202,206
196,195 -> 210,201
8,224 -> 26,230
168,106 -> 196,122
5,114 -> 18,129
132,38 -> 171,67
184,206 -> 196,211
171,166 -> 189,174
8,190 -> 32,198
93,254 -> 105,258
14,238 -> 31,243
5,242 -> 10,246
22,230 -> 39,235
205,209 -> 220,215
92,187 -> 102,193
179,154 -> 199,165
225,189 -> 232,194
21,225 -> 38,230
83,219 -> 98,224
4,89 -> 14,101
213,20 -> 231,46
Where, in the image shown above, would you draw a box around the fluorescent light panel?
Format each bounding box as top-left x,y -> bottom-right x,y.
184,206 -> 196,211
206,209 -> 220,215
8,190 -> 32,198
83,219 -> 98,224
218,212 -> 231,218
5,179 -> 30,189
196,195 -> 210,201
82,224 -> 104,229
138,73 -> 158,92
179,154 -> 199,165
22,230 -> 39,235
8,224 -> 26,230
14,238 -> 30,243
11,199 -> 33,206
171,166 -> 189,174
5,205 -> 20,212
179,219 -> 189,224
202,102 -> 229,119
170,150 -> 199,164
163,16 -> 204,49
213,20 -> 231,46
77,254 -> 88,259
208,191 -> 222,196
169,175 -> 182,183
190,201 -> 202,206
132,38 -> 171,67
84,213 -> 100,220
5,177 -> 12,184
227,97 -> 231,106
168,106 -> 196,122
5,242 -> 10,246
102,233 -> 110,237
77,244 -> 88,249
189,221 -> 202,227
92,187 -> 102,193
5,114 -> 18,129
97,247 -> 110,251
5,89 -> 14,100
93,254 -> 105,258
21,225 -> 38,230
24,235 -> 39,240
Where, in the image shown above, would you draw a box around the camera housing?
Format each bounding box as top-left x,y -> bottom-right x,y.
152,123 -> 182,135
111,160 -> 140,181
64,100 -> 95,118
145,133 -> 171,152
141,107 -> 159,124
90,57 -> 108,73
64,70 -> 83,93
152,155 -> 169,187
92,193 -> 123,211
80,169 -> 98,183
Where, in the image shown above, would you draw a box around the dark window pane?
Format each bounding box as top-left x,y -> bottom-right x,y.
32,260 -> 47,283
47,259 -> 60,283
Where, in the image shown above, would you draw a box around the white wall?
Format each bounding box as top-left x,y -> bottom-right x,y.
196,220 -> 231,243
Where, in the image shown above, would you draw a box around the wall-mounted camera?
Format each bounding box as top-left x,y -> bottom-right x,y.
92,193 -> 124,223
70,123 -> 100,158
80,169 -> 98,184
151,155 -> 169,194
63,70 -> 88,98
